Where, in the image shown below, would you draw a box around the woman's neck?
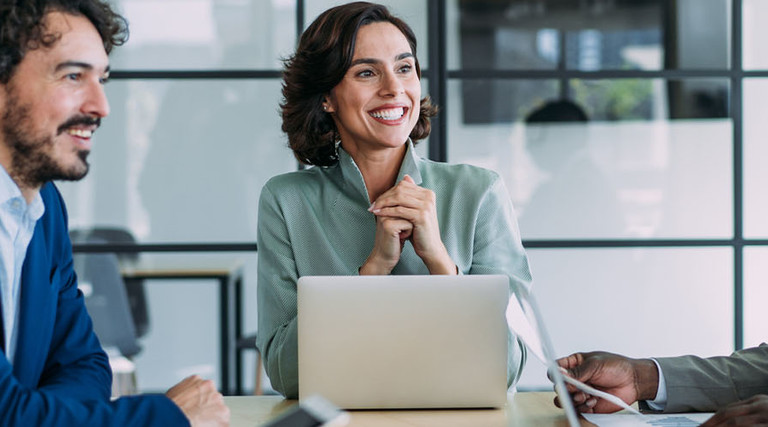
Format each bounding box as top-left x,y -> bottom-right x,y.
342,142 -> 407,203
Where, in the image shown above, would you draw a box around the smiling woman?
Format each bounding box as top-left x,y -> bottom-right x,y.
256,1 -> 533,399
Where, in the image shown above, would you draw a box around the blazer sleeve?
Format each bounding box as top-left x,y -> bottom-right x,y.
657,343 -> 768,412
467,174 -> 534,388
0,184 -> 189,426
37,232 -> 113,401
255,183 -> 300,399
0,359 -> 187,427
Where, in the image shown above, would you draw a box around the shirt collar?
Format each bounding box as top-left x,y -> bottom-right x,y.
0,164 -> 22,206
0,165 -> 45,221
337,139 -> 423,202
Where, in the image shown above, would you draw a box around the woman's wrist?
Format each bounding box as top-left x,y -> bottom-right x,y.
423,249 -> 457,275
360,253 -> 395,275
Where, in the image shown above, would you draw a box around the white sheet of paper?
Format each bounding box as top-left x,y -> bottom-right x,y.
505,293 -> 547,362
583,412 -> 713,426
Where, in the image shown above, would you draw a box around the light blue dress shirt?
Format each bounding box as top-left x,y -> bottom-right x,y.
256,141 -> 533,398
0,166 -> 44,363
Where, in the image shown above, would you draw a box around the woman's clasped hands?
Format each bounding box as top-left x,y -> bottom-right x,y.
360,175 -> 456,275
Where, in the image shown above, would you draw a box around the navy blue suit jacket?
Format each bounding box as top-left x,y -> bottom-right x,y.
0,183 -> 188,426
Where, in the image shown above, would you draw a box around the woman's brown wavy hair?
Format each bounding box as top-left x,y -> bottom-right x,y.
280,2 -> 438,166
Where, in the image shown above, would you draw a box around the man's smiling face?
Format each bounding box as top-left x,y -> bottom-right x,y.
0,10 -> 110,189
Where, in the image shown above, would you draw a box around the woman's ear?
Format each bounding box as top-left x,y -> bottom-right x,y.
322,96 -> 335,113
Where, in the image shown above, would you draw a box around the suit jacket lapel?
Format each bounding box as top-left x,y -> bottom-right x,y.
14,221 -> 55,386
0,299 -> 4,356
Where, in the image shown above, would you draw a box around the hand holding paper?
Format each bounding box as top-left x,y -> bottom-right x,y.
558,368 -> 643,416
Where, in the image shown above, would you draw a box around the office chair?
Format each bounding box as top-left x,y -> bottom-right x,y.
76,248 -> 142,358
73,239 -> 142,396
70,227 -> 150,338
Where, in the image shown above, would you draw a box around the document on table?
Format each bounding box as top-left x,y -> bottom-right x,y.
583,412 -> 714,426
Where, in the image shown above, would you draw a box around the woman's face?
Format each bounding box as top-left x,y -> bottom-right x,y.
325,21 -> 421,152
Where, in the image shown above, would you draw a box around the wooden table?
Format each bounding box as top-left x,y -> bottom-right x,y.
122,262 -> 245,395
224,392 -> 597,426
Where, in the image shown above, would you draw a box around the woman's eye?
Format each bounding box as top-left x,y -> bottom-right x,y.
66,73 -> 81,81
398,64 -> 413,73
356,69 -> 374,78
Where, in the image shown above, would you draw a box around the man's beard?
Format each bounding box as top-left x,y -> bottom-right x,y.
1,89 -> 92,188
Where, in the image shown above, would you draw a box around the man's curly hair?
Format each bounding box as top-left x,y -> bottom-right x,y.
0,0 -> 128,84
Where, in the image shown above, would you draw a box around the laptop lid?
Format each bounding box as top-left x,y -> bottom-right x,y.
297,274 -> 510,409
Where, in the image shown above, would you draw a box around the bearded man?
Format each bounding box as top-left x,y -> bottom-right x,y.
0,1 -> 228,425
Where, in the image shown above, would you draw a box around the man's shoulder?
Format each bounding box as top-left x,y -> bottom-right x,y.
37,182 -> 68,225
32,183 -> 70,255
39,182 -> 64,209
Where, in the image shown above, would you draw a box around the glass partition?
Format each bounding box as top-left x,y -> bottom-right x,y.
518,247 -> 734,390
58,79 -> 296,243
743,0 -> 768,70
448,0 -> 730,71
744,247 -> 768,349
743,79 -> 768,238
447,79 -> 733,239
110,0 -> 296,70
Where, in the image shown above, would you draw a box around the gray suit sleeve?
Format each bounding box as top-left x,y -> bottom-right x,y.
657,343 -> 768,412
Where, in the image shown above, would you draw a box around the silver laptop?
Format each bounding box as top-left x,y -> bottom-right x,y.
297,274 -> 510,409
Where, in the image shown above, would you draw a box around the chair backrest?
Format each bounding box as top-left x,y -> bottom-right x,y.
70,227 -> 139,262
74,238 -> 142,358
70,227 -> 150,338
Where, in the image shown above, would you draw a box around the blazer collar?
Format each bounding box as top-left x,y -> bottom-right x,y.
337,139 -> 423,203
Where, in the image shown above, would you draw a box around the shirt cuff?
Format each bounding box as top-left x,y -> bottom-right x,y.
644,358 -> 667,411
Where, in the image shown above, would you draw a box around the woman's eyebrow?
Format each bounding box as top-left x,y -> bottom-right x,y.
350,52 -> 414,67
